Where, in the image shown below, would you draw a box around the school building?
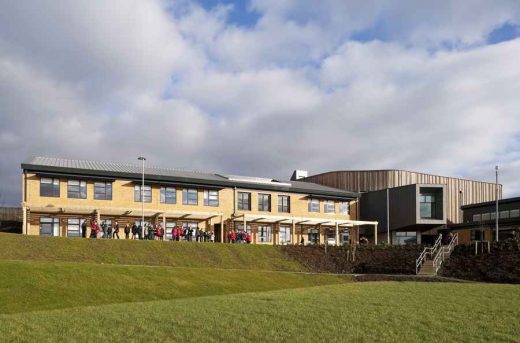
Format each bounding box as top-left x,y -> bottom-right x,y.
20,157 -> 379,245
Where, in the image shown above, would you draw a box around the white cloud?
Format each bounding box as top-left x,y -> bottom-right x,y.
0,0 -> 519,205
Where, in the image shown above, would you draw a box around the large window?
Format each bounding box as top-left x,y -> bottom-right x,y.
165,222 -> 176,240
67,218 -> 85,237
258,194 -> 271,212
472,214 -> 482,222
40,217 -> 59,236
257,225 -> 272,243
482,213 -> 491,221
95,182 -> 112,200
278,195 -> 290,213
67,180 -> 86,199
511,209 -> 520,218
308,228 -> 319,244
40,178 -> 60,197
279,226 -> 291,244
134,185 -> 151,202
393,231 -> 417,245
237,192 -> 251,211
308,199 -> 320,213
182,188 -> 198,205
500,210 -> 510,219
324,200 -> 335,214
204,190 -> 219,206
160,187 -> 176,204
420,193 -> 436,219
339,202 -> 350,215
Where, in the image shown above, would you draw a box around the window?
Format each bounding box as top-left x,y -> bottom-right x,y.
235,223 -> 252,234
511,209 -> 520,218
308,199 -> 320,213
393,231 -> 417,245
324,200 -> 335,214
500,210 -> 510,219
165,222 -> 176,240
308,228 -> 319,245
67,180 -> 86,199
341,230 -> 350,244
339,202 -> 350,215
40,217 -> 59,236
160,187 -> 176,204
40,178 -> 60,197
238,192 -> 251,211
95,182 -> 112,200
134,185 -> 151,202
482,213 -> 491,221
470,230 -> 484,241
257,225 -> 272,243
258,194 -> 271,211
204,190 -> 219,206
491,212 -> 497,220
67,218 -> 85,237
472,214 -> 481,222
279,226 -> 291,244
278,195 -> 290,213
182,188 -> 198,205
420,193 -> 436,219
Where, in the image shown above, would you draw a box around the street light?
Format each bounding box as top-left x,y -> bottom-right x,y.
495,165 -> 499,242
138,156 -> 146,239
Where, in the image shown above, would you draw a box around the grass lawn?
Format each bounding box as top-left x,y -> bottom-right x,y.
1,281 -> 518,342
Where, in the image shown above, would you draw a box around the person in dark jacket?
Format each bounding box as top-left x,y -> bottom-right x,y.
113,221 -> 120,239
131,223 -> 138,239
101,221 -> 107,238
81,220 -> 87,238
138,224 -> 143,240
106,223 -> 113,239
124,224 -> 130,239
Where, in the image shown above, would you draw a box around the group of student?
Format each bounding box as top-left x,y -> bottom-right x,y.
226,230 -> 252,244
82,220 -> 215,242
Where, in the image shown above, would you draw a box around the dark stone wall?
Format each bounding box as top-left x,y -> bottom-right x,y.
280,244 -> 424,275
440,239 -> 520,284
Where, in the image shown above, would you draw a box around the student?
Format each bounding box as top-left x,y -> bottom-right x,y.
106,223 -> 113,239
157,225 -> 164,241
81,220 -> 87,238
101,221 -> 107,238
132,223 -> 138,239
113,221 -> 120,239
210,231 -> 215,243
124,223 -> 130,239
246,232 -> 252,244
90,220 -> 99,239
231,231 -> 236,244
138,224 -> 143,240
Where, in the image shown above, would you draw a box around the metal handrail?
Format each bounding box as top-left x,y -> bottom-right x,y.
433,233 -> 459,273
415,234 -> 442,274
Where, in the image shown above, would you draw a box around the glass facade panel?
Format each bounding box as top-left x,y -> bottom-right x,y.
203,190 -> 219,206
500,210 -> 510,219
472,214 -> 481,222
279,226 -> 291,244
510,209 -> 520,218
393,231 -> 417,245
482,213 -> 491,221
182,188 -> 198,205
308,228 -> 319,244
420,193 -> 436,219
67,218 -> 85,237
40,178 -> 60,197
160,187 -> 176,204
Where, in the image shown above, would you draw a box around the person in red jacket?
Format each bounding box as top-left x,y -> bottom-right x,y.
246,232 -> 252,244
231,231 -> 236,243
90,220 -> 99,239
156,225 -> 164,241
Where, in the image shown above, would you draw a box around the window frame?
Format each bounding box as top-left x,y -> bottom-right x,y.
237,192 -> 251,211
278,195 -> 290,213
160,187 -> 177,204
40,217 -> 59,236
40,177 -> 60,197
258,193 -> 271,212
419,193 -> 436,219
203,190 -> 219,207
308,199 -> 320,213
339,201 -> 350,215
134,184 -> 152,203
324,200 -> 335,214
94,182 -> 112,200
67,179 -> 87,199
182,188 -> 198,205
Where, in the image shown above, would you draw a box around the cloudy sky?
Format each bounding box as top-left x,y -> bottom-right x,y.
1,0 -> 520,205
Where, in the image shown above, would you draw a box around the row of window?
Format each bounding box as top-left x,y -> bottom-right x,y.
39,178 -> 350,214
471,209 -> 520,223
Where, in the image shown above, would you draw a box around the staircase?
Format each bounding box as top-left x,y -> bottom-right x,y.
416,233 -> 458,276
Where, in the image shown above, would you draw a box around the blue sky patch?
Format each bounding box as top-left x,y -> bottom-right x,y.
488,23 -> 520,44
197,0 -> 260,27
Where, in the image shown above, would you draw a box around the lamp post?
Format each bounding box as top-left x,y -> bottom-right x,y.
138,156 -> 146,237
495,165 -> 499,242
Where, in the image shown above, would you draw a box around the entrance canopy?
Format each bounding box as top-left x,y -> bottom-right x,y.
239,213 -> 377,228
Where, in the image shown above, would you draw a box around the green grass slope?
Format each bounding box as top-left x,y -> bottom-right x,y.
1,282 -> 518,343
0,260 -> 351,314
0,233 -> 302,271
